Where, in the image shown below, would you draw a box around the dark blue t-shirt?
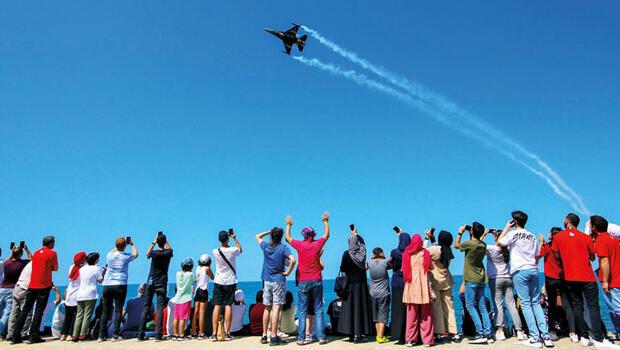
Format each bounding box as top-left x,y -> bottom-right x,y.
260,241 -> 291,282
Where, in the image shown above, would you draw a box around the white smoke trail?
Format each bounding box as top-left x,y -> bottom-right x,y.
301,26 -> 590,215
293,56 -> 584,213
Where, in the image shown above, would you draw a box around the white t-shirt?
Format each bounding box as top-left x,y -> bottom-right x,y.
65,278 -> 80,307
16,262 -> 32,290
486,245 -> 511,279
196,266 -> 210,290
212,247 -> 241,286
498,229 -> 540,274
76,265 -> 102,301
230,303 -> 246,332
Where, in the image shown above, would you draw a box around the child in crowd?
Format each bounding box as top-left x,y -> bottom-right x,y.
192,254 -> 214,340
171,258 -> 196,341
73,253 -> 102,342
367,247 -> 390,344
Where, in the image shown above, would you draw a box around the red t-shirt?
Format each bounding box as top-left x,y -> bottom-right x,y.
29,247 -> 58,289
249,303 -> 266,336
540,244 -> 563,279
290,237 -> 327,281
595,232 -> 620,288
551,229 -> 595,282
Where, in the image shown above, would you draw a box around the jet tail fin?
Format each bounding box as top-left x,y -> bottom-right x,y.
297,35 -> 307,52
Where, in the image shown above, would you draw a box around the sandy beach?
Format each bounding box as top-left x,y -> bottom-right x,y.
3,336 -> 585,350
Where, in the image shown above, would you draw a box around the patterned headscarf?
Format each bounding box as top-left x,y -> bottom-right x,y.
348,233 -> 367,268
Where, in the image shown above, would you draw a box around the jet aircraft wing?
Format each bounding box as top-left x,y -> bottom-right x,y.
283,41 -> 293,54
285,24 -> 300,36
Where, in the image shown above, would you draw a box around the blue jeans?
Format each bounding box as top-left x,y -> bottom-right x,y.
512,269 -> 549,341
465,281 -> 491,337
604,288 -> 620,337
297,280 -> 325,341
0,288 -> 13,336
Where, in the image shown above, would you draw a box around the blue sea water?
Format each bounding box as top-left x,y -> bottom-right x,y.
48,274 -> 613,333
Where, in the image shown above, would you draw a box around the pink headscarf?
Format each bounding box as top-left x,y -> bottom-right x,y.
402,234 -> 431,283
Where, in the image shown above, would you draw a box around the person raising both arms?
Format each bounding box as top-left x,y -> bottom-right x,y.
138,232 -> 173,342
455,222 -> 493,345
285,212 -> 330,346
0,242 -> 32,340
211,228 -> 242,342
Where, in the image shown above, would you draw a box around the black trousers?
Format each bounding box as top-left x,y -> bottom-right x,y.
545,277 -> 575,334
100,285 -> 128,338
138,284 -> 168,337
566,281 -> 603,341
61,305 -> 78,336
390,287 -> 407,343
13,288 -> 51,341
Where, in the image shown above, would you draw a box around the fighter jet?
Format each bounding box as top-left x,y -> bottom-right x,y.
264,24 -> 307,55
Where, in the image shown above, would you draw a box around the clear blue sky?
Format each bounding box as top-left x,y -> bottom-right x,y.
1,1 -> 619,284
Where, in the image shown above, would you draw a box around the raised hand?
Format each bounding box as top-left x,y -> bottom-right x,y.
322,211 -> 329,222
285,215 -> 293,226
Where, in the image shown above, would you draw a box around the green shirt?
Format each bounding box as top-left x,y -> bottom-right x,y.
459,239 -> 488,283
172,271 -> 195,304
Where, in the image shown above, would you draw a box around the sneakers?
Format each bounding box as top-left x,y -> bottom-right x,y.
582,337 -> 594,347
517,330 -> 529,341
270,336 -> 286,346
570,333 -> 580,343
543,338 -> 554,348
593,338 -> 620,350
97,337 -> 107,342
521,339 -> 543,348
452,334 -> 463,343
487,337 -> 495,344
111,336 -> 121,342
261,336 -> 269,344
318,339 -> 328,345
496,329 -> 506,341
468,335 -> 489,344
405,342 -> 415,347
376,336 -> 389,344
155,334 -> 165,342
224,334 -> 234,341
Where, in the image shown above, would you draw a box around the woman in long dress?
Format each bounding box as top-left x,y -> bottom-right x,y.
337,228 -> 373,343
402,234 -> 434,347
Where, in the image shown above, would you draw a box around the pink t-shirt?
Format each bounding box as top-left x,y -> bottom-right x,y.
290,237 -> 326,281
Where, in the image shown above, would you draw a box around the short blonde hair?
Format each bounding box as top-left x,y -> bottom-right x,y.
115,237 -> 127,250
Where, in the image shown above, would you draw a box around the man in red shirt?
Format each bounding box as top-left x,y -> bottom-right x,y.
285,211 -> 330,345
552,213 -> 606,347
10,236 -> 58,345
539,227 -> 577,341
592,215 -> 620,339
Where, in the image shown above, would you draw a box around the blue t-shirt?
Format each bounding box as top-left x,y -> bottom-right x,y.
260,241 -> 291,282
103,251 -> 137,286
